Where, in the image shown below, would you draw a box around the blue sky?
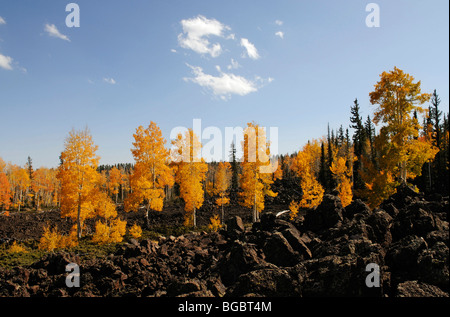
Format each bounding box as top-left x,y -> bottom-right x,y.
0,0 -> 448,168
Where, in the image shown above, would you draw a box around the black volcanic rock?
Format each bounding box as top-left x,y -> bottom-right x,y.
0,190 -> 448,297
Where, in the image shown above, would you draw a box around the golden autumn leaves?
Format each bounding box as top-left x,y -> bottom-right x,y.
1,66 -> 441,249
54,120 -> 282,244
359,67 -> 439,208
57,128 -> 128,247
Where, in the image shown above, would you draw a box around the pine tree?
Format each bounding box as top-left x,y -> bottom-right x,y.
326,124 -> 335,191
26,156 -> 35,208
349,98 -> 366,191
429,90 -> 445,193
318,141 -> 327,187
365,115 -> 376,165
229,142 -> 239,199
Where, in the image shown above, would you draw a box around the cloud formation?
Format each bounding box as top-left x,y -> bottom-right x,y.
103,77 -> 116,85
0,53 -> 13,70
275,20 -> 283,26
0,16 -> 6,25
275,31 -> 284,39
44,23 -> 70,42
227,58 -> 240,70
178,15 -> 231,58
177,15 -> 272,100
184,64 -> 258,100
240,38 -> 260,60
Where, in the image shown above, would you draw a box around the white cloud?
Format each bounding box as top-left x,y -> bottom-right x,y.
103,77 -> 116,85
275,31 -> 284,39
171,49 -> 177,53
240,38 -> 260,60
178,15 -> 231,57
275,20 -> 283,26
184,64 -> 272,100
44,23 -> 70,42
227,33 -> 236,40
184,64 -> 257,99
0,53 -> 13,70
227,58 -> 240,70
0,16 -> 6,25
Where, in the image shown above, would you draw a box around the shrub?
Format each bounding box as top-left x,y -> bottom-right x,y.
8,241 -> 28,254
129,223 -> 142,239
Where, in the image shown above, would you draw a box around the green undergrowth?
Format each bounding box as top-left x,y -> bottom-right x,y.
0,240 -> 46,269
0,225 -> 220,269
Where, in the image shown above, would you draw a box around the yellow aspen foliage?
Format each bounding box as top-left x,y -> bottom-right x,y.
38,224 -> 78,251
369,67 -> 436,182
214,162 -> 231,222
8,241 -> 28,254
58,128 -> 115,239
32,168 -> 49,210
358,68 -> 439,208
109,167 -> 123,204
171,129 -> 208,227
109,218 -> 127,243
405,135 -> 439,180
125,122 -> 174,225
0,172 -> 11,212
91,221 -> 110,244
10,166 -> 30,212
129,223 -> 142,239
59,225 -> 79,249
289,200 -> 300,220
94,190 -> 118,220
38,225 -> 61,251
298,172 -> 324,209
205,180 -> 215,197
360,162 -> 396,209
0,157 -> 5,173
359,131 -> 397,209
273,159 -> 283,181
208,214 -> 222,232
330,157 -> 353,207
338,177 -> 353,208
239,122 -> 277,222
92,217 -> 127,244
292,148 -> 324,209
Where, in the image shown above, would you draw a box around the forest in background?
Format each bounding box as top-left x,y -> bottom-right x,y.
0,67 -> 449,250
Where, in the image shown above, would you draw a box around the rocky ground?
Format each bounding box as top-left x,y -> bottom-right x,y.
0,184 -> 448,297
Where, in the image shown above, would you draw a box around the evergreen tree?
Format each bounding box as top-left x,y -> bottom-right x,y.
349,99 -> 366,192
319,141 -> 327,187
430,90 -> 442,149
229,141 -> 239,200
26,156 -> 35,208
365,115 -> 376,164
326,124 -> 335,191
